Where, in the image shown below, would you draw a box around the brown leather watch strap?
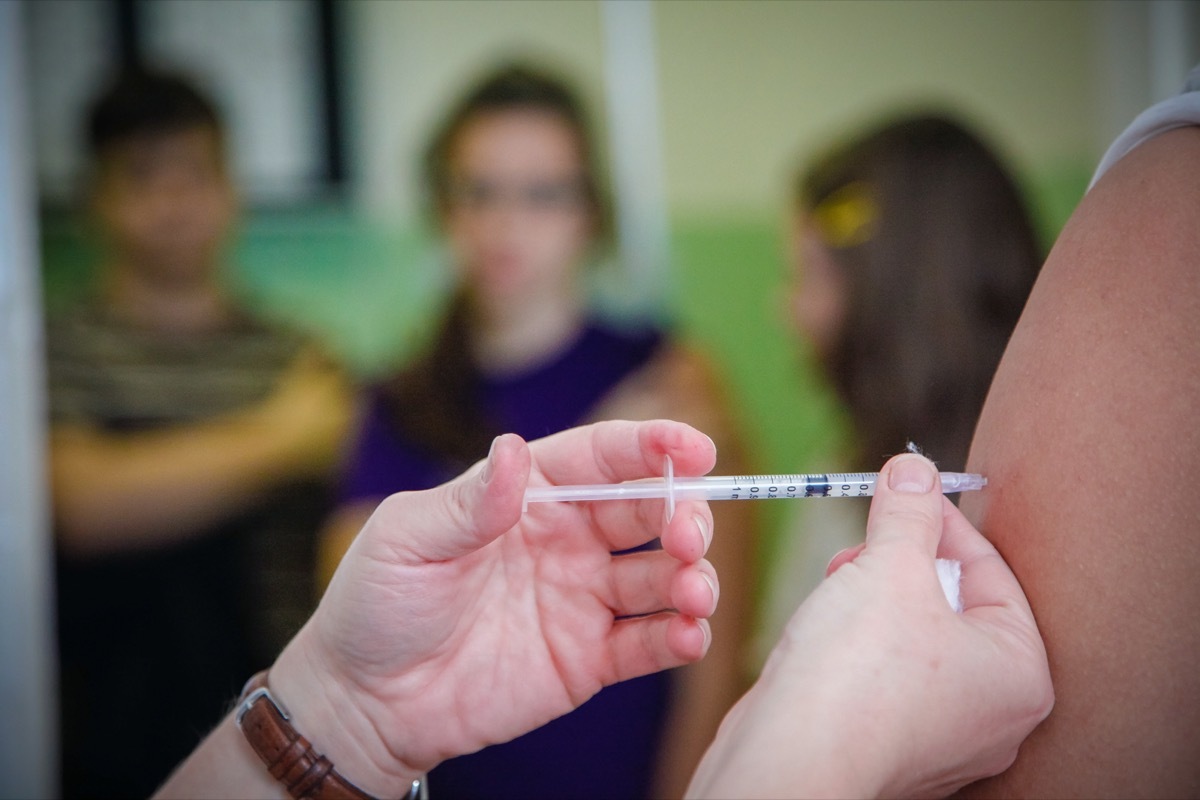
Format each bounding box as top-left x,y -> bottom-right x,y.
235,671 -> 423,800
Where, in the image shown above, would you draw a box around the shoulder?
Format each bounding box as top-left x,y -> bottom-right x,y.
617,339 -> 730,411
44,301 -> 110,353
44,303 -> 124,416
959,124 -> 1200,797
589,334 -> 746,458
1090,64 -> 1200,187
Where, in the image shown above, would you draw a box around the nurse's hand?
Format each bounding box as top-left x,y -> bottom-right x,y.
272,420 -> 720,797
688,452 -> 1053,799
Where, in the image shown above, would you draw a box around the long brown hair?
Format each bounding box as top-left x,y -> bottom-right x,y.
796,113 -> 1042,472
380,62 -> 609,469
422,62 -> 610,232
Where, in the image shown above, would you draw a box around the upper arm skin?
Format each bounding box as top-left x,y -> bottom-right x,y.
958,128 -> 1200,798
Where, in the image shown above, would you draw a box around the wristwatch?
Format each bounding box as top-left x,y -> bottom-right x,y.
236,670 -> 426,800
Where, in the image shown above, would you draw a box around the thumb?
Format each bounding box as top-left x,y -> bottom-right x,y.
864,452 -> 944,558
383,433 -> 531,563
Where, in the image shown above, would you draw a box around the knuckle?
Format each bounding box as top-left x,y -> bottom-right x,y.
443,479 -> 479,533
873,502 -> 941,533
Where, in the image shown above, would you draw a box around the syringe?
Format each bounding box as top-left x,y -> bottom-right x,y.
524,456 -> 986,517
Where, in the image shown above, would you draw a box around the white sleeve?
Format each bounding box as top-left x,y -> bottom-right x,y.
1089,64 -> 1200,190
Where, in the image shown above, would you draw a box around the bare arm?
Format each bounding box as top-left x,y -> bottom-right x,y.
154,708 -> 283,800
958,127 -> 1200,797
51,352 -> 352,556
591,342 -> 758,799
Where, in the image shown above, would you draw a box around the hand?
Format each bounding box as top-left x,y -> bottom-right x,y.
271,420 -> 720,797
688,453 -> 1053,799
254,347 -> 353,477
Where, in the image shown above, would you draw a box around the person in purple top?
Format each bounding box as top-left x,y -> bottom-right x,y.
320,62 -> 758,799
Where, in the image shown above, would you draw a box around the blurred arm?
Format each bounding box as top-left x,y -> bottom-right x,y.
958,127 -> 1200,797
591,342 -> 758,799
51,353 -> 351,556
315,501 -> 375,592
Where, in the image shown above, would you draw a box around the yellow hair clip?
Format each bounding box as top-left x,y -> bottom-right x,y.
811,181 -> 877,248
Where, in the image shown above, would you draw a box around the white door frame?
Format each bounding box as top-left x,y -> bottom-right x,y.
0,2 -> 56,797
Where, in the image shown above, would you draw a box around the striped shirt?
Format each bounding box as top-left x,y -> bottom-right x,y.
47,303 -> 306,429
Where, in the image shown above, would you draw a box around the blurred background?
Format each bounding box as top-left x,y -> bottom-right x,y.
3,1 -> 1198,796
27,0 -> 1195,473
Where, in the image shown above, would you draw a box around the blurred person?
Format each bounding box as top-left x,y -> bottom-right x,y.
794,114 -> 1041,474
758,114 -> 1042,655
46,67 -> 352,797
151,421 -> 1051,800
318,63 -> 756,799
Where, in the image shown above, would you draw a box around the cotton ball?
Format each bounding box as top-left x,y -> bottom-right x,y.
936,558 -> 963,612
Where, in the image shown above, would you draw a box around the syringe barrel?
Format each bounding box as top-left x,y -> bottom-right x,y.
522,471 -> 986,506
524,483 -> 671,504
677,474 -> 879,500
687,472 -> 985,499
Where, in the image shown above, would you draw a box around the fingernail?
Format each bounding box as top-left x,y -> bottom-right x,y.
888,454 -> 935,493
695,514 -> 712,552
480,436 -> 499,484
824,543 -> 864,577
701,572 -> 719,613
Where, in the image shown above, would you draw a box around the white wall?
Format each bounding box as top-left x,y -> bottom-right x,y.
346,0 -> 608,222
0,2 -> 57,797
1094,0 -> 1200,157
348,0 -> 1110,224
654,0 -> 1097,219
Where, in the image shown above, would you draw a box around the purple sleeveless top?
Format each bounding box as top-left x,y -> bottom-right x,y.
339,320 -> 671,800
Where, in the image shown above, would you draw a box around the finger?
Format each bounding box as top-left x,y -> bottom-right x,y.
603,613 -> 712,685
935,496 -> 1000,564
528,419 -> 717,488
825,542 -> 866,576
581,496 -> 713,560
660,499 -> 714,564
607,552 -> 718,619
937,498 -> 1033,614
581,496 -> 666,555
864,452 -> 944,557
672,560 -> 719,620
377,433 -> 529,563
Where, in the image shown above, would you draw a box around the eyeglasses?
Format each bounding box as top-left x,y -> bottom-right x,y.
444,176 -> 589,214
